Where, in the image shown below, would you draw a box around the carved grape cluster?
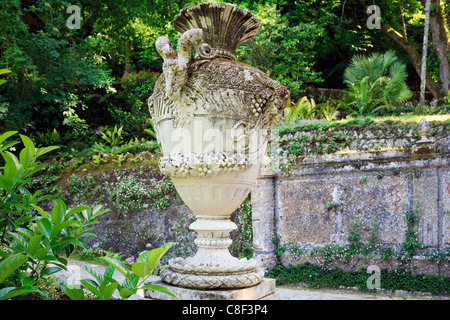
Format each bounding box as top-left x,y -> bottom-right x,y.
251,95 -> 268,117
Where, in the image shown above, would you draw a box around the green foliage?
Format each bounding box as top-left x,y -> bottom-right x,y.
0,253 -> 40,300
107,70 -> 160,138
320,100 -> 340,121
284,97 -> 339,123
284,97 -> 318,122
0,69 -> 11,86
236,3 -> 326,98
73,247 -> 122,263
0,131 -> 108,299
402,203 -> 422,257
30,129 -> 62,148
267,262 -> 450,295
276,115 -> 450,158
62,242 -> 177,300
347,219 -> 362,252
0,132 -> 59,237
342,50 -> 412,116
100,125 -> 124,147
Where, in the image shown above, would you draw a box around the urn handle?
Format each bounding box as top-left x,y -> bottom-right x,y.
155,28 -> 204,101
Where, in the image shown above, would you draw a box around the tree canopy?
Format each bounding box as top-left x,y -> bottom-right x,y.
0,0 -> 449,134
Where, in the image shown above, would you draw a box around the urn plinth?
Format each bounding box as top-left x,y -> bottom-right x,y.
148,2 -> 289,289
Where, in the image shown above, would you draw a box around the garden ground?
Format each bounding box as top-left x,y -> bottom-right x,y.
56,258 -> 450,301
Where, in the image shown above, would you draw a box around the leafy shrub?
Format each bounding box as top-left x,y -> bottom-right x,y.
0,131 -> 108,300
62,242 -> 177,300
107,70 -> 159,138
267,262 -> 450,295
342,50 -> 412,116
100,125 -> 125,147
284,97 -> 340,123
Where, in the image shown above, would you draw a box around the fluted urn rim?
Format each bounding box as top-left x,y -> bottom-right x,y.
173,2 -> 260,60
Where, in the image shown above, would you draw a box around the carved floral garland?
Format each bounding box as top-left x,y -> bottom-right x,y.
158,152 -> 249,178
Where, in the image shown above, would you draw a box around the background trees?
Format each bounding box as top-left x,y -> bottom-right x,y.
0,0 -> 448,137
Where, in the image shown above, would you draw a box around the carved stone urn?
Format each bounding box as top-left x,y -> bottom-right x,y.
148,2 -> 289,289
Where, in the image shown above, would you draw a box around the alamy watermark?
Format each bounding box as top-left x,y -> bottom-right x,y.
366,265 -> 381,289
366,5 -> 381,30
66,5 -> 81,30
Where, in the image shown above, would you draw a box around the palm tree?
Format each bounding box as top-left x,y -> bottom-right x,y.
342,50 -> 412,116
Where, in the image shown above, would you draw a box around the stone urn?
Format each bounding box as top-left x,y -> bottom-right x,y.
148,2 -> 289,289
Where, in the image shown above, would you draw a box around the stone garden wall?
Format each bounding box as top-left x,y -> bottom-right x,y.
251,135 -> 450,276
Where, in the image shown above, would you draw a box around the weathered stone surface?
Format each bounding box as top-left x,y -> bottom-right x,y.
442,169 -> 450,248
252,178 -> 276,253
276,174 -> 409,246
277,179 -> 335,244
413,169 -> 439,247
251,147 -> 450,276
340,175 -> 408,245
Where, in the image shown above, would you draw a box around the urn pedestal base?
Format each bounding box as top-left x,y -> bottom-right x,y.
160,265 -> 264,290
144,277 -> 279,300
160,217 -> 264,290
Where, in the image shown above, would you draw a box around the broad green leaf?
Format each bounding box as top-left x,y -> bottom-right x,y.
41,266 -> 62,276
141,284 -> 178,300
57,257 -> 68,265
15,228 -> 34,239
132,262 -> 149,278
66,205 -> 89,218
91,205 -> 109,219
0,140 -> 19,153
0,131 -> 17,146
80,279 -> 100,296
118,287 -> 133,299
121,273 -> 139,293
51,200 -> 65,224
100,257 -> 129,277
0,253 -> 28,283
50,220 -> 77,239
0,176 -> 13,193
77,262 -> 104,284
78,232 -> 96,238
22,277 -> 36,287
0,69 -> 11,76
0,286 -> 41,300
9,233 -> 28,252
142,242 -> 175,273
63,285 -> 85,300
76,238 -> 87,249
35,146 -> 59,157
36,247 -> 48,260
27,234 -> 43,257
102,282 -> 119,300
1,151 -> 21,178
42,254 -> 57,261
36,218 -> 52,239
19,135 -> 36,157
31,204 -> 50,219
104,264 -> 115,282
19,147 -> 33,168
53,236 -> 77,252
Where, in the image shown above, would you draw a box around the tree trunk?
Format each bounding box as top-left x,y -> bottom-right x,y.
428,0 -> 450,95
81,3 -> 99,39
379,23 -> 442,99
358,0 -> 443,99
124,40 -> 132,76
420,0 -> 432,109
